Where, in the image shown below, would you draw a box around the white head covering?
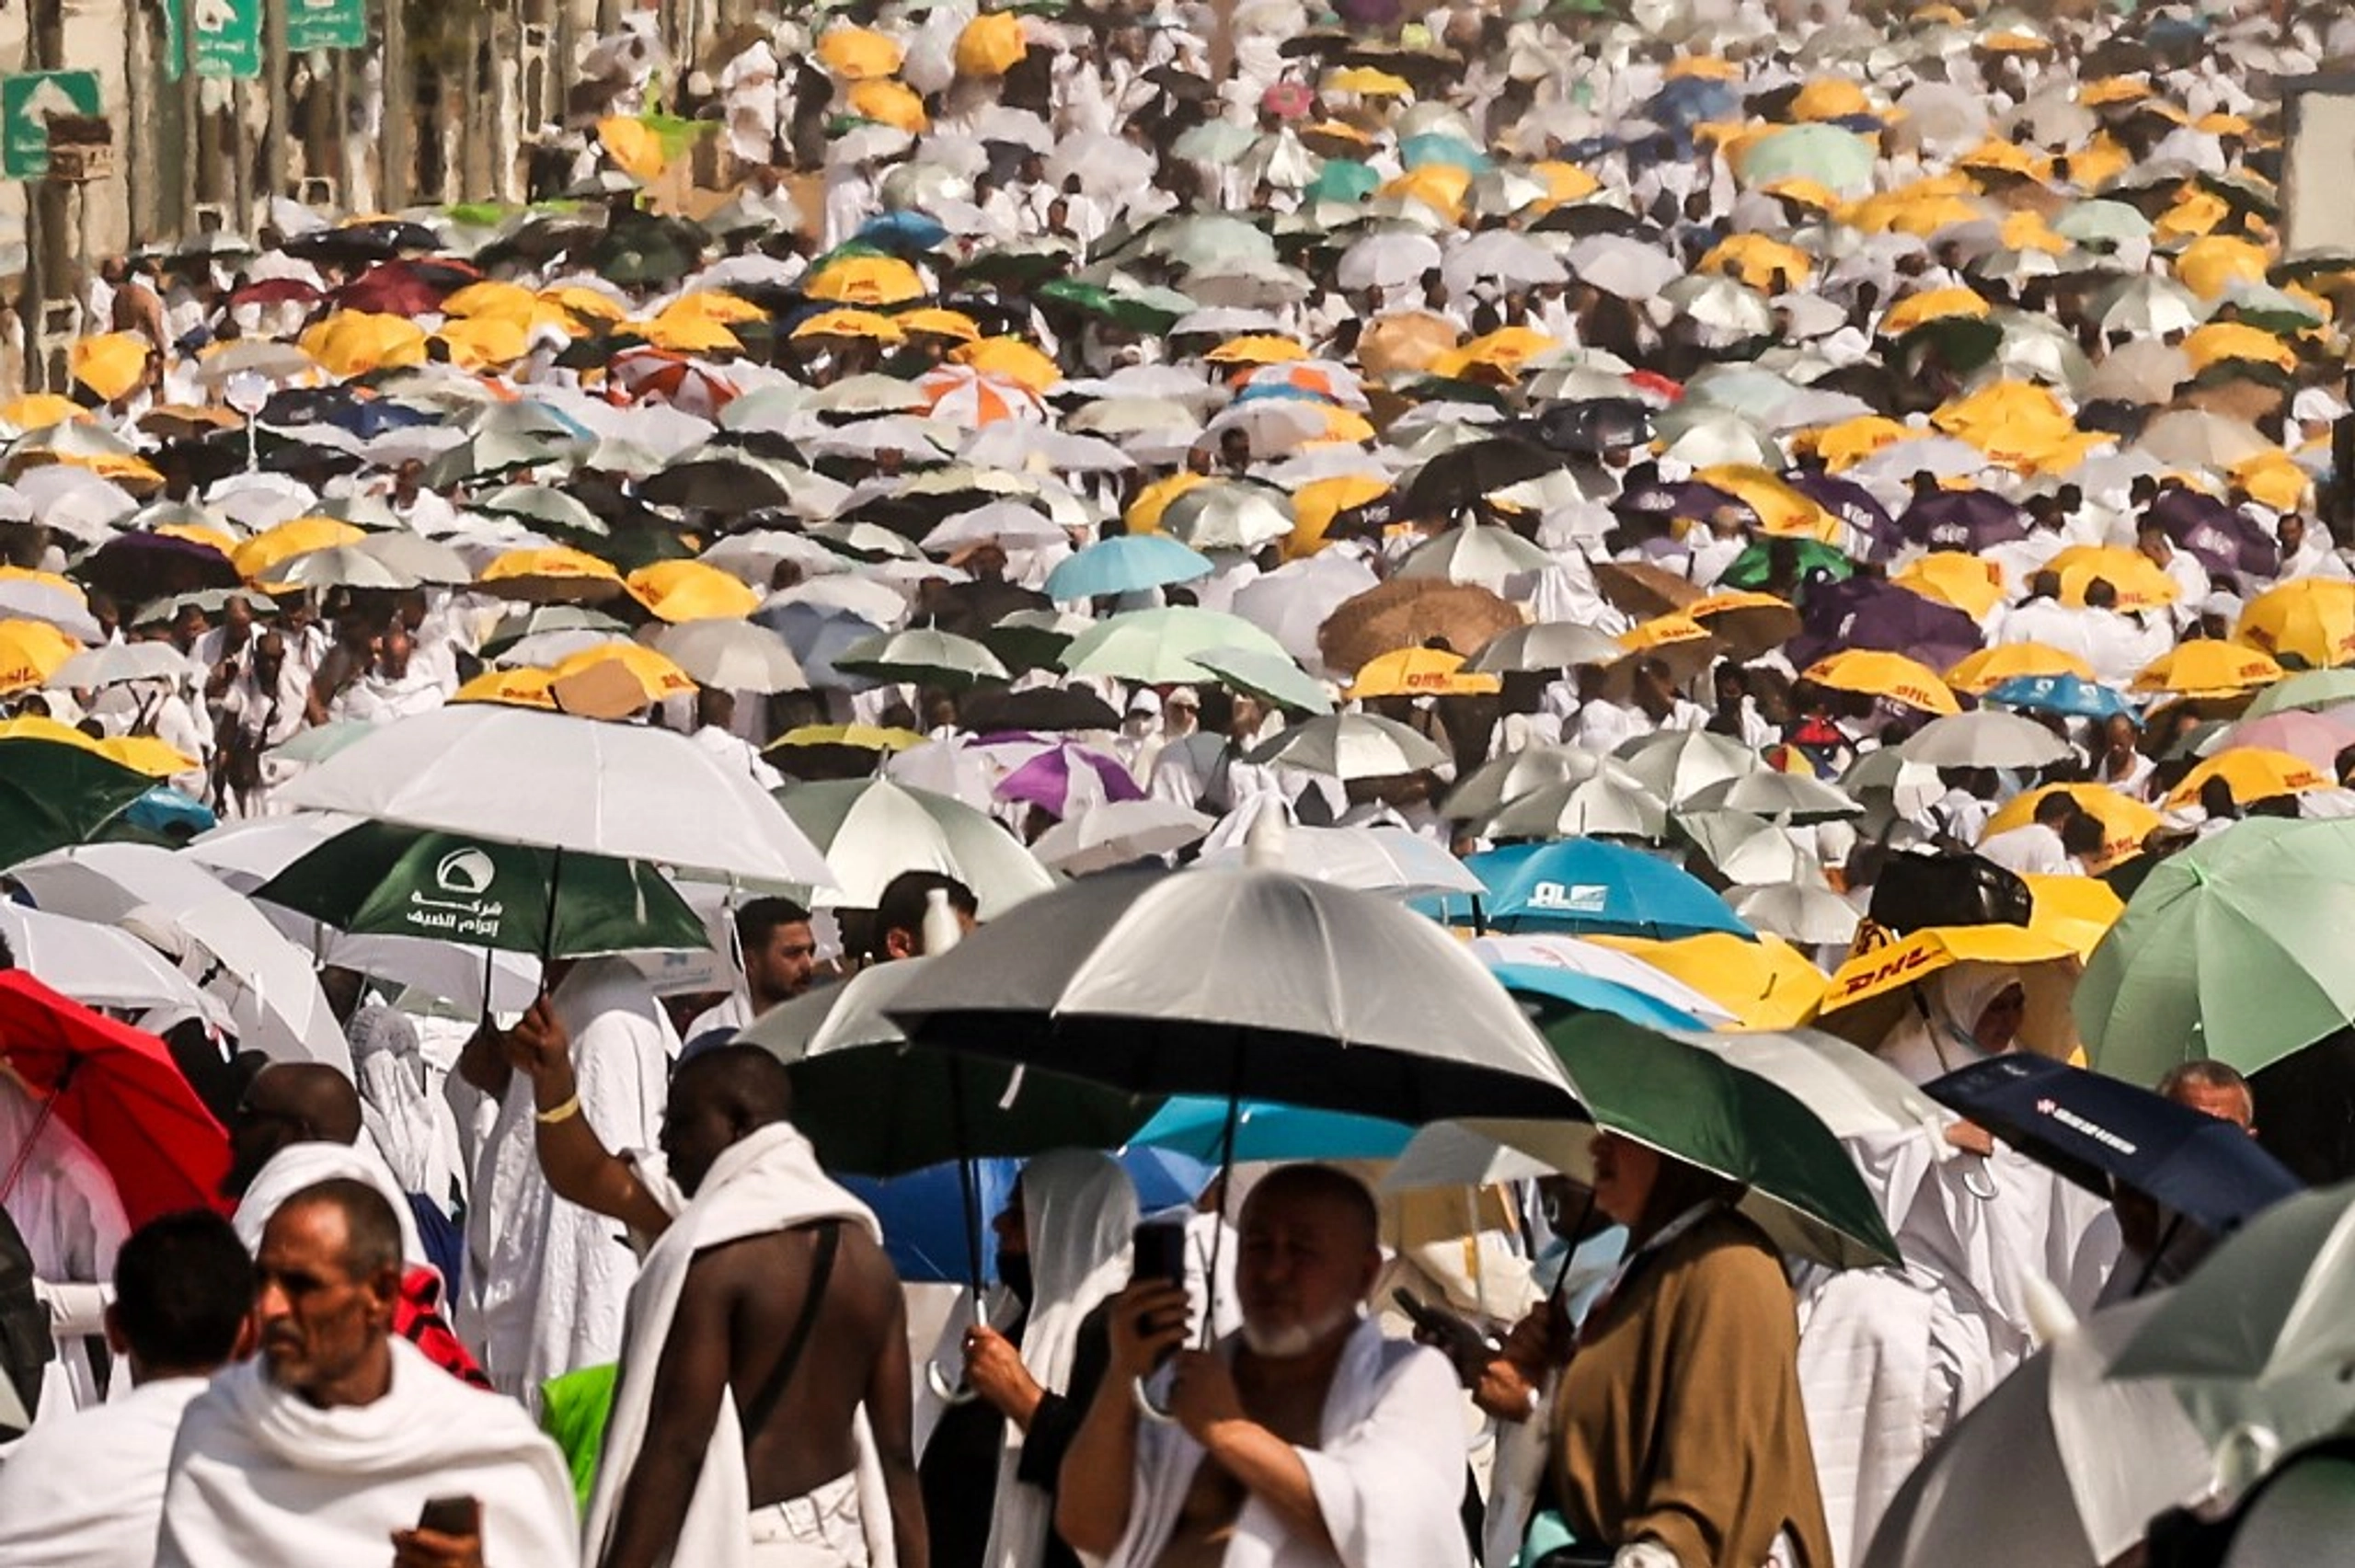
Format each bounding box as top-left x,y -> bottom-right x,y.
982,1149 -> 1138,1568
1875,962 -> 2023,1086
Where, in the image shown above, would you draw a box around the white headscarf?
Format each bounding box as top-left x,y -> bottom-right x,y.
982,1149 -> 1138,1568
1875,962 -> 2023,1087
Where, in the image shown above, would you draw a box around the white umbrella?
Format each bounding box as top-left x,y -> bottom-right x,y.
1729,880 -> 1861,946
1198,821 -> 1485,900
1338,231 -> 1444,292
1161,483 -> 1295,552
1683,771 -> 1862,823
50,642 -> 193,691
274,706 -> 834,886
1442,230 -> 1567,292
1616,729 -> 1765,807
269,544 -> 420,591
0,574 -> 99,641
0,902 -> 231,1032
1566,235 -> 1682,300
1230,554 -> 1385,671
1396,524 -> 1556,590
1245,713 -> 1447,780
1483,769 -> 1670,841
7,843 -> 348,1068
1032,798 -> 1213,875
1901,710 -> 2074,769
1680,809 -> 1815,885
647,621 -> 809,693
1467,621 -> 1625,674
777,777 -> 1052,918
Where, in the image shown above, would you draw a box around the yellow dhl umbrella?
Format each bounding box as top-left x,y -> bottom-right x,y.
2238,578 -> 2355,669
1893,552 -> 2006,620
1804,415 -> 1917,471
1350,646 -> 1500,698
954,337 -> 1061,395
2165,746 -> 2331,808
1692,465 -> 1839,542
2047,544 -> 2180,612
0,620 -> 76,692
1760,177 -> 1841,213
1999,210 -> 2071,255
2175,235 -> 2269,301
540,284 -> 629,326
1793,76 -> 1876,121
1946,641 -> 2096,695
1378,165 -> 1472,222
1592,932 -> 1827,1031
1958,140 -> 2043,179
1665,54 -> 1740,81
98,734 -> 199,776
626,560 -> 761,624
2063,137 -> 2132,189
2023,874 -> 2126,960
770,723 -> 926,753
0,393 -> 86,429
1286,474 -> 1390,560
636,315 -> 743,355
232,517 -> 363,581
790,308 -> 905,346
1879,287 -> 1993,337
1683,591 -> 1800,658
155,521 -> 239,555
434,315 -> 533,371
595,116 -> 666,181
2155,188 -> 2230,242
1802,648 -> 1960,715
444,280 -> 540,321
2081,76 -> 2152,107
2131,640 -> 2284,697
0,714 -> 109,751
1699,234 -> 1811,290
1324,65 -> 1412,97
1125,471 -> 1209,534
454,667 -> 558,710
805,255 -> 926,307
955,12 -> 1027,76
815,26 -> 902,81
301,313 -> 429,377
1442,326 -> 1557,372
1931,381 -> 2099,472
660,291 -> 766,326
1819,922 -> 2077,1021
1530,162 -> 1601,207
2234,450 -> 2312,514
1848,189 -> 1987,237
477,545 -> 628,603
70,333 -> 151,403
899,307 -> 982,343
1987,784 -> 2163,869
1204,334 -> 1307,367
848,78 -> 928,135
1620,612 -> 1714,656
547,643 -> 698,718
2184,321 -> 2297,374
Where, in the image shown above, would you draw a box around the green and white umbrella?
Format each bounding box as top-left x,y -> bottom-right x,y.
1058,606 -> 1291,684
833,627 -> 1009,691
254,818 -> 708,957
1245,712 -> 1447,780
775,776 -> 1053,918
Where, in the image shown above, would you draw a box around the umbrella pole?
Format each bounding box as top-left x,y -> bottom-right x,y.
0,1058 -> 69,1209
925,1054 -> 987,1405
536,845 -> 565,981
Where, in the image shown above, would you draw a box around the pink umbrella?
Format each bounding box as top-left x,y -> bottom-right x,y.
994,740 -> 1144,819
2212,709 -> 2355,774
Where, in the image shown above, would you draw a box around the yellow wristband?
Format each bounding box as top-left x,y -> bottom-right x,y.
534,1093 -> 581,1126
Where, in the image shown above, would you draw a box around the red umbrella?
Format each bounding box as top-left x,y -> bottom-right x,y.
0,972 -> 228,1226
228,277 -> 324,309
338,258 -> 472,317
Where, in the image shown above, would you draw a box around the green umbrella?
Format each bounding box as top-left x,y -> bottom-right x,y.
979,609 -> 1088,674
1739,124 -> 1877,194
2107,1185 -> 2355,1390
2076,818 -> 2355,1086
1485,1008 -> 1901,1269
0,742 -> 155,873
2245,668 -> 2355,718
1307,159 -> 1378,204
254,819 -> 708,957
787,1043 -> 1155,1176
834,627 -> 1009,690
1059,606 -> 1292,684
1719,539 -> 1854,591
1187,645 -> 1336,715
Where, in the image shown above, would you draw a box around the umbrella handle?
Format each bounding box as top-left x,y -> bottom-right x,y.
925,1357 -> 982,1406
1131,1374 -> 1178,1425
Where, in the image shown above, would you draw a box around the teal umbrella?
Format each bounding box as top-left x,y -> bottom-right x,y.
0,741 -> 156,872
1307,159 -> 1379,204
1129,1096 -> 1409,1162
253,819 -> 707,957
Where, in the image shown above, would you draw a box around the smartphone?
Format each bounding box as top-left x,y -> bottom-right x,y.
1392,1288 -> 1501,1368
416,1495 -> 481,1538
1132,1220 -> 1189,1289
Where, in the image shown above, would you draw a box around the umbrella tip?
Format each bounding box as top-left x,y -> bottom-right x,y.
1245,801 -> 1290,871
922,887 -> 964,956
2022,1272 -> 2077,1347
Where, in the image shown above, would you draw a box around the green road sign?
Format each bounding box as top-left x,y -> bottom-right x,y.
189,0 -> 263,78
287,0 -> 365,52
0,71 -> 99,180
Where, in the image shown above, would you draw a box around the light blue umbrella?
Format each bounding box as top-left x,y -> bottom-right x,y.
1129,1096 -> 1413,1163
1045,534 -> 1215,602
1985,674 -> 2137,723
1488,964 -> 1709,1032
1422,839 -> 1751,940
1401,132 -> 1492,174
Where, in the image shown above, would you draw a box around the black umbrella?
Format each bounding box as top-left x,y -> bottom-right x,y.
959,684 -> 1122,733
1401,436 -> 1568,516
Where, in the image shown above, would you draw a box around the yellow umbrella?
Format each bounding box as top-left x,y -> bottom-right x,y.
72,452 -> 166,490
771,723 -> 927,753
1286,474 -> 1390,560
1591,932 -> 1826,1031
1849,189 -> 1987,237
2155,188 -> 2229,242
2184,321 -> 2297,373
637,315 -> 743,355
626,560 -> 761,624
0,714 -> 108,751
547,643 -> 699,718
434,315 -> 533,371
2234,450 -> 2312,513
2047,544 -> 2181,612
595,116 -> 666,181
0,566 -> 83,605
1892,552 -> 2006,619
848,78 -> 928,135
1980,29 -> 2052,53
1350,647 -> 1500,698
1793,76 -> 1875,121
478,545 -> 628,603
1804,415 -> 1916,471
1802,648 -> 1960,714
955,12 -> 1027,76
1665,55 -> 1740,81
1324,65 -> 1412,97
2238,578 -> 2355,669
0,393 -> 86,429
70,333 -> 151,403
232,517 -> 363,581
1988,785 -> 2164,873
2175,235 -> 2269,301
1692,465 -> 1839,542
1125,471 -> 1208,534
2065,138 -> 2132,189
1530,162 -> 1602,207
2081,76 -> 2151,108
155,521 -> 239,555
540,284 -> 629,326
1204,334 -> 1307,367
1999,209 -> 2070,254
0,620 -> 76,692
1945,641 -> 2096,695
816,26 -> 902,80
1958,140 -> 2043,179
445,280 -> 540,321
1377,166 -> 1470,222
454,667 -> 558,710
2164,747 -> 2331,808
954,337 -> 1061,395
1760,177 -> 1841,213
2024,875 -> 2126,960
1442,326 -> 1557,372
97,734 -> 199,777
2131,640 -> 2284,698
805,255 -> 926,307
1699,234 -> 1812,290
1879,286 -> 1993,336
301,313 -> 429,377
899,307 -> 982,344
1931,381 -> 2092,472
661,291 -> 766,326
789,308 -> 905,346
1821,923 -> 2076,1017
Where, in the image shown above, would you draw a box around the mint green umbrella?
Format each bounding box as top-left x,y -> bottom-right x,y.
1307,159 -> 1378,204
255,819 -> 707,957
1739,123 -> 1877,194
2077,818 -> 2355,1087
2244,668 -> 2355,718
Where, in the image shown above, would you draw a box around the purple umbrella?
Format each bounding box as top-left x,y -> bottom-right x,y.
1898,490 -> 2028,554
1791,578 -> 1984,677
1614,479 -> 1744,529
1787,471 -> 1901,561
994,741 -> 1145,820
2150,488 -> 2277,582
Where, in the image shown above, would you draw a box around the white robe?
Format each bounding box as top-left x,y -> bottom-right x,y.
582,1122 -> 894,1568
1107,1318 -> 1473,1568
0,1078 -> 130,1421
0,1375 -> 206,1567
155,1337 -> 579,1568
462,959 -> 672,1397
